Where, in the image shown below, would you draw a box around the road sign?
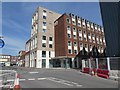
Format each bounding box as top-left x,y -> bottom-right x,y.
0,39 -> 5,48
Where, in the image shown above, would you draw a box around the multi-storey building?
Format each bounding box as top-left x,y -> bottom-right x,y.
0,54 -> 11,66
100,2 -> 120,57
54,13 -> 106,68
25,7 -> 61,68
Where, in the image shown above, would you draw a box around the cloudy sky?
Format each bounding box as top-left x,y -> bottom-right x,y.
2,2 -> 103,56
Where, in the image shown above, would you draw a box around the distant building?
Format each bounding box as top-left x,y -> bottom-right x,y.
100,2 -> 120,56
25,7 -> 61,68
18,50 -> 26,66
11,56 -> 19,65
54,13 -> 106,68
0,54 -> 11,66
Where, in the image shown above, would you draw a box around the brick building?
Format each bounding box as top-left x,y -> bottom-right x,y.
53,13 -> 106,68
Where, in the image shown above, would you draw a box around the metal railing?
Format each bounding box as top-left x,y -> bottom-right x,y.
0,70 -> 17,89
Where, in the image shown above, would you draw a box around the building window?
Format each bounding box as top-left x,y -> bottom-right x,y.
42,51 -> 46,57
66,18 -> 70,23
73,35 -> 77,39
80,43 -> 82,47
42,43 -> 46,47
67,34 -> 71,38
72,21 -> 75,25
79,36 -> 82,41
88,32 -> 90,36
74,42 -> 77,46
42,29 -> 46,33
74,50 -> 77,54
68,49 -> 72,54
84,31 -> 86,34
43,16 -> 46,19
67,26 -> 71,31
73,28 -> 76,32
49,37 -> 52,41
84,37 -> 87,41
84,44 -> 87,48
43,10 -> 46,13
42,36 -> 46,40
49,51 -> 51,57
68,41 -> 71,46
90,45 -> 92,49
49,44 -> 52,48
43,22 -> 46,26
79,30 -> 82,34
78,23 -> 81,27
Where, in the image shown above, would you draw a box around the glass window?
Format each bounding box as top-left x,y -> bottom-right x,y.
74,42 -> 77,46
79,36 -> 82,41
68,49 -> 72,54
67,34 -> 71,38
80,43 -> 82,47
43,22 -> 46,26
74,50 -> 77,54
84,37 -> 87,41
73,28 -> 76,32
42,36 -> 46,40
49,44 -> 52,48
73,35 -> 77,39
43,10 -> 46,13
68,41 -> 71,46
67,26 -> 71,31
84,44 -> 87,48
49,51 -> 51,57
42,43 -> 46,47
66,18 -> 70,23
43,16 -> 46,19
79,30 -> 82,34
72,21 -> 75,25
42,51 -> 46,57
49,37 -> 52,41
42,29 -> 46,33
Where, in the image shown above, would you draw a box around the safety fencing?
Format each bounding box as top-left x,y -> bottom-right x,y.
82,57 -> 120,80
0,70 -> 20,89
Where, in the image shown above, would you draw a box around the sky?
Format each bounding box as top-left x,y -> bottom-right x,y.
1,2 -> 103,56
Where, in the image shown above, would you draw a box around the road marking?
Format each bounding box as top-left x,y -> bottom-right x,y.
76,84 -> 82,87
7,79 -> 14,82
29,72 -> 39,74
38,78 -> 46,80
47,78 -> 73,86
19,79 -> 26,81
28,78 -> 35,81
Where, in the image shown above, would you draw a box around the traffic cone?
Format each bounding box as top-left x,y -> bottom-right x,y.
91,69 -> 94,76
14,74 -> 21,90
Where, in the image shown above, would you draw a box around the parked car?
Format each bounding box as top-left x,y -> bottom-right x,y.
0,63 -> 5,67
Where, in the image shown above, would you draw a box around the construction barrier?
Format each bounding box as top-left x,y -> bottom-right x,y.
82,67 -> 90,74
97,69 -> 109,79
0,70 -> 20,89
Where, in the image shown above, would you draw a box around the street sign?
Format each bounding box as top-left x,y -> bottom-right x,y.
0,39 -> 5,48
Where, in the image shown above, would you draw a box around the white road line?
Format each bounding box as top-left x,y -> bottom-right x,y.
29,72 -> 39,74
47,78 -> 73,86
28,78 -> 35,81
76,84 -> 83,87
38,78 -> 46,80
19,79 -> 26,81
7,79 -> 14,82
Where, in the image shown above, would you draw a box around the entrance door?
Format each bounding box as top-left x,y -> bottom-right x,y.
42,59 -> 46,68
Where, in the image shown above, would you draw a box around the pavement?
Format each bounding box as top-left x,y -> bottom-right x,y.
1,66 -> 119,89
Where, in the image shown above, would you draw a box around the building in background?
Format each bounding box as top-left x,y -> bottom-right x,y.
53,13 -> 106,68
0,54 -> 11,66
25,7 -> 61,68
100,2 -> 120,57
10,56 -> 19,66
18,50 -> 26,67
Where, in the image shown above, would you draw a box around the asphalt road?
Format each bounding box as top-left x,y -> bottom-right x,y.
1,66 -> 119,89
